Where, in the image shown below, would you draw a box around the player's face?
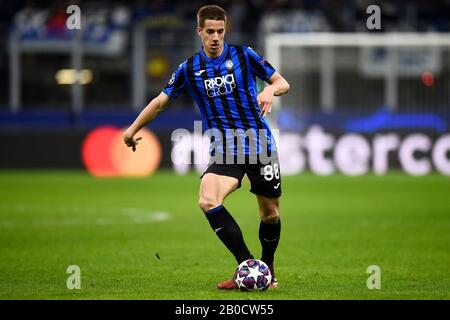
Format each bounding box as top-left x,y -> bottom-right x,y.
197,19 -> 226,58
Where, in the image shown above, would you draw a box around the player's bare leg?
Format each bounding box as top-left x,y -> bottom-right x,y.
199,173 -> 252,290
199,173 -> 238,212
257,194 -> 281,289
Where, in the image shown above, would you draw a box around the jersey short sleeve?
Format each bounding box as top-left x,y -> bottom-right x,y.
246,46 -> 276,83
162,62 -> 187,99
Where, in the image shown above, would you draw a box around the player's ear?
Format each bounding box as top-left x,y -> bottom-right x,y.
196,26 -> 202,36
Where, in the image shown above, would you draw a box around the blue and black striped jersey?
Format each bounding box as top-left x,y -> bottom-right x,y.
163,42 -> 277,157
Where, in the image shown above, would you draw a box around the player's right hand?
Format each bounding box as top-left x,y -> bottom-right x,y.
123,130 -> 142,152
257,87 -> 275,117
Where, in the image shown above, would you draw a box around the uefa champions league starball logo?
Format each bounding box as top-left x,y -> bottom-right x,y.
168,72 -> 175,85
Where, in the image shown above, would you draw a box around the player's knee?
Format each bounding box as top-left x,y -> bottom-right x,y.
260,208 -> 280,224
198,196 -> 221,213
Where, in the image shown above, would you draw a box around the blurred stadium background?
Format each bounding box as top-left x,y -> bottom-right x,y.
0,0 -> 449,175
0,0 -> 449,299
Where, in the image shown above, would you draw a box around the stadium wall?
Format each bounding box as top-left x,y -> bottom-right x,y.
0,130 -> 173,170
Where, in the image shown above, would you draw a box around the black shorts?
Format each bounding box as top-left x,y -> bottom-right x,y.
200,153 -> 282,198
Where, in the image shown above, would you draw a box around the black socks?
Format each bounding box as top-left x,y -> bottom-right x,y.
259,217 -> 281,267
205,205 -> 253,264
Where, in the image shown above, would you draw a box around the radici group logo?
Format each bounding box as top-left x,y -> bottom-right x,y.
204,74 -> 236,97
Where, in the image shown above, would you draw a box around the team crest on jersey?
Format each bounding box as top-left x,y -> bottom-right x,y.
225,59 -> 234,70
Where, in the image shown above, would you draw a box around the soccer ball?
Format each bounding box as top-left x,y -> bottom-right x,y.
235,259 -> 272,291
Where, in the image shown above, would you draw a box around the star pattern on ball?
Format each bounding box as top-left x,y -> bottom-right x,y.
247,265 -> 264,282
235,273 -> 246,288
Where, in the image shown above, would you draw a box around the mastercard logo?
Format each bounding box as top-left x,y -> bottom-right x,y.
81,126 -> 162,177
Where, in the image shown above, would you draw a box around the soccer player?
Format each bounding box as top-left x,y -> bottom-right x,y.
123,5 -> 289,290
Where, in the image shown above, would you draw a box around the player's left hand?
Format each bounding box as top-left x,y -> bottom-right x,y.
257,87 -> 275,117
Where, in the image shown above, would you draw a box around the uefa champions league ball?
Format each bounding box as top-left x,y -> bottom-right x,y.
235,259 -> 272,291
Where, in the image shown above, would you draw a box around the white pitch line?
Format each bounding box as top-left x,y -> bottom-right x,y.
0,204 -> 171,228
120,208 -> 171,224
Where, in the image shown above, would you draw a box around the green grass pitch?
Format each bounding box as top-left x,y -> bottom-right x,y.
0,170 -> 449,299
